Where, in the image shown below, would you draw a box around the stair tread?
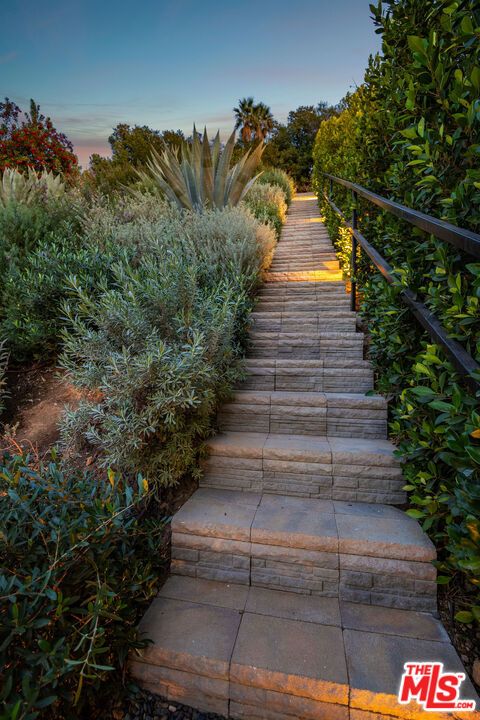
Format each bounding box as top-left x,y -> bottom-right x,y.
131,577 -> 477,719
172,489 -> 435,560
227,390 -> 386,407
208,430 -> 399,465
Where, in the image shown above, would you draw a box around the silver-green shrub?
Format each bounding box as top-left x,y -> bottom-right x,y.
258,168 -> 295,205
59,206 -> 276,485
243,182 -> 287,237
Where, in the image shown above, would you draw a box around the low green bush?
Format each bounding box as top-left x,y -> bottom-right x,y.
313,1 -> 480,618
0,453 -> 165,719
1,235 -> 119,361
243,181 -> 287,237
0,340 -> 7,414
258,168 -> 295,205
0,194 -> 172,362
59,206 -> 276,485
0,169 -> 82,272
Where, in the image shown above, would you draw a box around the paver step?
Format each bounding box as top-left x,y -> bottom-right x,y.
170,489 -> 436,612
248,331 -> 364,359
201,431 -> 406,504
250,311 -> 357,333
258,284 -> 346,295
218,391 -> 387,439
130,576 -> 478,719
241,358 -> 373,393
254,300 -> 352,313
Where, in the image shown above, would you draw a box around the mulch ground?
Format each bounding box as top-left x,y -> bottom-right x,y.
120,688 -> 226,720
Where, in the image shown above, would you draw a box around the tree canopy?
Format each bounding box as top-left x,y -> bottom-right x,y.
0,98 -> 78,176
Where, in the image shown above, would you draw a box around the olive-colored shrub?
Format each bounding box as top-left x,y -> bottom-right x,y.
0,453 -> 165,719
243,181 -> 287,237
258,168 -> 295,205
0,340 -> 7,414
313,0 -> 480,620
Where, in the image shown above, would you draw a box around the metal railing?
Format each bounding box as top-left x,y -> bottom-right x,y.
323,173 -> 480,392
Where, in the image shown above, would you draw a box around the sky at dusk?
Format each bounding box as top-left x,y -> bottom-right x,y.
1,0 -> 382,167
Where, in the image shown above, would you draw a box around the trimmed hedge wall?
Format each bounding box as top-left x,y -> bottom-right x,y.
313,0 -> 480,622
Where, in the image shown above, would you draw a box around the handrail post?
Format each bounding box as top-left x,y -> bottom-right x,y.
329,177 -> 333,199
351,190 -> 358,312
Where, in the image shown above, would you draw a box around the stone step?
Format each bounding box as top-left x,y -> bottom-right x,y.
218,391 -> 387,439
241,358 -> 373,393
256,297 -> 349,309
269,264 -> 339,272
130,576 -> 478,719
272,247 -> 335,253
201,431 -> 406,504
248,331 -> 364,359
280,230 -> 330,236
250,311 -> 357,333
273,246 -> 335,253
255,299 -> 352,312
259,283 -> 346,294
170,489 -> 437,612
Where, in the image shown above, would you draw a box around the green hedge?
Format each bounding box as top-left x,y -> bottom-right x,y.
0,454 -> 165,718
313,0 -> 480,621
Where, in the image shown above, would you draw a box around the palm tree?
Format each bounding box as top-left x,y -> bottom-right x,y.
233,97 -> 255,144
253,102 -> 275,141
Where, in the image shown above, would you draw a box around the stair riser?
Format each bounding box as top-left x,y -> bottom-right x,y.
272,253 -> 337,260
130,660 -> 229,717
248,346 -> 364,360
271,261 -> 338,266
229,689 -> 347,720
218,406 -> 387,439
258,287 -> 346,295
242,365 -> 372,388
240,375 -> 373,393
201,456 -> 406,505
171,534 -> 436,612
255,302 -> 351,312
269,264 -> 339,270
251,320 -> 356,332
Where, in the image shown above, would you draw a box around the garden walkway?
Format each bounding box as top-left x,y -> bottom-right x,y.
131,193 -> 479,719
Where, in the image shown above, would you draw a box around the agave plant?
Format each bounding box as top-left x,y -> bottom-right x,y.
138,127 -> 264,211
0,167 -> 65,207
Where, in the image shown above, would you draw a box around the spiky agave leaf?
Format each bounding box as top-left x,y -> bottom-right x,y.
213,130 -> 236,209
0,167 -> 65,207
141,127 -> 264,212
200,128 -> 214,205
228,141 -> 265,206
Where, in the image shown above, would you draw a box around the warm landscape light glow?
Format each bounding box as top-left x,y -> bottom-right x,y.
265,269 -> 344,282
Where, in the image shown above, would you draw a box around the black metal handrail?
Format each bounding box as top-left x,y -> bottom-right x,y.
323,174 -> 480,392
325,173 -> 480,258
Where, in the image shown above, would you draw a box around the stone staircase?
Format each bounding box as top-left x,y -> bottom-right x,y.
131,193 -> 478,719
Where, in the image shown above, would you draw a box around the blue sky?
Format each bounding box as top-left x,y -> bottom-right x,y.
1,0 -> 381,166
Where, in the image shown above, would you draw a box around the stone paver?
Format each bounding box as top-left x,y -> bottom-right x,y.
134,596 -> 241,678
132,193 -> 478,718
132,579 -> 479,719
